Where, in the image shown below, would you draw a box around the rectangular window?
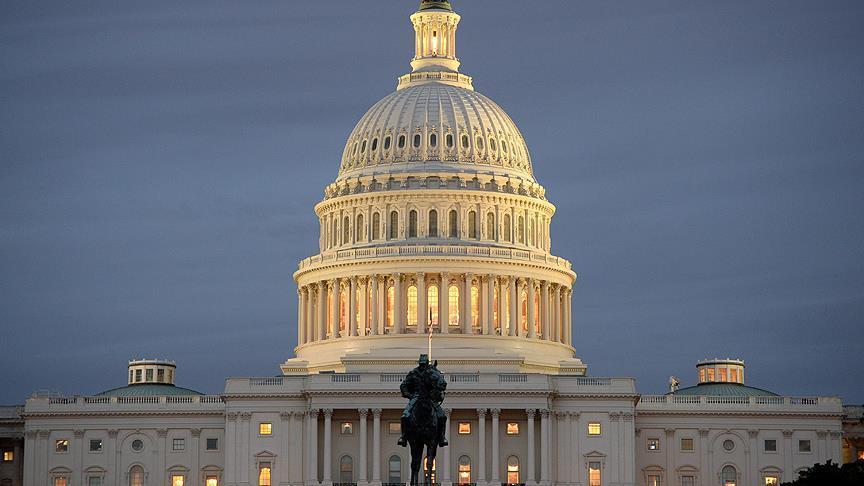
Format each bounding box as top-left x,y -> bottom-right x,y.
157,369 -> 165,382
341,422 -> 353,435
647,475 -> 661,486
730,368 -> 739,383
764,477 -> 779,485
2,451 -> 12,461
680,438 -> 694,451
388,422 -> 401,435
259,462 -> 272,486
706,368 -> 715,381
206,438 -> 219,451
205,476 -> 219,486
135,369 -> 142,382
682,476 -> 695,486
173,438 -> 185,451
798,439 -> 811,453
259,423 -> 273,436
55,439 -> 69,453
764,439 -> 777,452
718,368 -> 727,382
89,439 -> 103,452
146,369 -> 154,381
699,368 -> 705,382
588,462 -> 601,486
587,423 -> 601,436
54,478 -> 68,486
506,422 -> 520,435
88,478 -> 102,486
172,475 -> 185,486
647,438 -> 660,451
458,422 -> 471,435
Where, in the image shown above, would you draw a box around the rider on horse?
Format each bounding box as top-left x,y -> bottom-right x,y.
398,354 -> 448,447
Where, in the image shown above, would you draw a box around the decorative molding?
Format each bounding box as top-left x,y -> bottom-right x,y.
190,428 -> 201,438
156,428 -> 168,438
74,430 -> 85,438
783,430 -> 794,437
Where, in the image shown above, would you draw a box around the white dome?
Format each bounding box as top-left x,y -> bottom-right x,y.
338,83 -> 534,182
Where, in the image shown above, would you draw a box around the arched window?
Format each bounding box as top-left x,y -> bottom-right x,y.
446,133 -> 454,148
259,463 -> 271,486
461,133 -> 469,149
490,138 -> 497,151
507,456 -> 520,484
413,133 -> 421,148
476,136 -> 485,150
502,140 -> 508,153
520,289 -> 528,332
371,138 -> 378,151
129,466 -> 145,486
448,285 -> 460,327
721,465 -> 737,486
408,210 -> 418,238
356,214 -> 364,242
372,212 -> 381,240
533,290 -> 540,335
428,209 -> 438,237
518,216 -> 525,243
449,210 -> 458,237
388,456 -> 402,484
486,212 -> 495,240
384,136 -> 391,150
340,287 -> 348,333
398,134 -> 406,149
332,218 -> 338,247
529,217 -> 535,246
430,133 -> 437,148
471,284 -> 480,329
503,214 -> 512,242
389,211 -> 399,239
386,285 -> 395,329
361,140 -> 367,153
339,456 -> 353,483
343,216 -> 350,244
468,210 -> 477,239
457,456 -> 471,485
407,285 -> 418,326
428,285 -> 439,326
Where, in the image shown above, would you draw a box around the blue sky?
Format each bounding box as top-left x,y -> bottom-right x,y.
1,0 -> 862,403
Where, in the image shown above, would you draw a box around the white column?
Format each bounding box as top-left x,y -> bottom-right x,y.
393,273 -> 403,333
307,287 -> 315,343
298,289 -> 306,345
224,417 -> 236,485
564,289 -> 572,345
699,429 -> 710,486
323,409 -> 333,485
359,409 -> 369,486
417,272 -> 427,331
540,281 -> 550,340
370,275 -> 379,335
527,279 -> 537,338
440,273 -> 449,334
491,409 -> 500,484
241,412 -> 252,485
317,282 -> 327,341
556,413 -> 567,485
526,409 -> 536,486
349,276 -> 358,336
442,408 -> 452,486
280,413 -> 292,486
359,277 -> 369,336
477,408 -> 487,484
748,429 -> 759,486
540,409 -> 549,486
372,409 -> 382,485
485,275 -> 495,335
463,273 -> 473,334
497,277 -> 507,335
509,277 -> 518,337
308,409 -> 319,486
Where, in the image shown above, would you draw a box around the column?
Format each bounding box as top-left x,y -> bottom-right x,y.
498,277 -> 507,335
698,429 -> 709,486
298,289 -> 306,345
307,288 -> 316,343
564,289 -> 572,345
463,273 -> 473,334
317,282 -> 327,341
372,409 -> 382,485
540,409 -> 549,486
359,277 -> 369,336
666,428 -> 677,486
417,272 -> 427,330
491,409 -> 501,484
440,273 -> 449,334
370,275 -> 379,335
526,409 -> 536,486
393,273 -> 403,333
241,412 -> 252,485
783,430 -> 793,483
359,409 -> 369,486
540,281 -> 550,340
748,429 -> 759,486
552,286 -> 561,343
556,413 -> 567,485
323,409 -> 333,485
329,280 -> 340,338
308,410 -> 319,485
442,409 -> 452,486
279,413 -> 292,486
485,275 -> 495,335
477,409 -> 487,484
509,277 -> 518,336
225,416 -> 236,485
527,279 -> 537,339
349,276 -> 358,336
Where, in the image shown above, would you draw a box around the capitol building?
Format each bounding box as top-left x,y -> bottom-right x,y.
5,2 -> 850,486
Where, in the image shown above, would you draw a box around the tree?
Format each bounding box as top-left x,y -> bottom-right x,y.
780,460 -> 864,486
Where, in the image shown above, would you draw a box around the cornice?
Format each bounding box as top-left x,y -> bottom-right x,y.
22,410 -> 225,418
316,188 -> 554,215
634,410 -> 844,418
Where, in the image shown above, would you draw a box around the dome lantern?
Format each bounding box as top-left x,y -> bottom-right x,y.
409,0 -> 461,74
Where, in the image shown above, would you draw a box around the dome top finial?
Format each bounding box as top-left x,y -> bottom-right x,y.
418,0 -> 453,12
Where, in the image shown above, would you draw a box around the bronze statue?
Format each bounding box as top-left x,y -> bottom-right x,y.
398,354 -> 448,485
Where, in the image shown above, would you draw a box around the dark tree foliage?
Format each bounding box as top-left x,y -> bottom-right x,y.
780,460 -> 864,486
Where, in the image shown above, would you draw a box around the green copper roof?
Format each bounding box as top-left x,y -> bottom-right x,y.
418,0 -> 453,12
96,383 -> 203,397
671,383 -> 779,397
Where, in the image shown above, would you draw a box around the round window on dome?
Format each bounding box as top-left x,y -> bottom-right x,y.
383,136 -> 391,150
398,135 -> 406,149
131,439 -> 144,452
430,133 -> 437,148
413,134 -> 421,148
723,439 -> 735,452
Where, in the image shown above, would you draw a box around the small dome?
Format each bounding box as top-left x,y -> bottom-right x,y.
338,83 -> 534,182
96,383 -> 203,397
671,383 -> 779,397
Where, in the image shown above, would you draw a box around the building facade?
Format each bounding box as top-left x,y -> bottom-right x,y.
17,2 -> 845,486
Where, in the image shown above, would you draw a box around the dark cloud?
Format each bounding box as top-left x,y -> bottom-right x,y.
1,0 -> 862,403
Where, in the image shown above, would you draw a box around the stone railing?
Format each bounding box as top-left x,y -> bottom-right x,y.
27,395 -> 224,413
638,395 -> 842,413
298,245 -> 572,271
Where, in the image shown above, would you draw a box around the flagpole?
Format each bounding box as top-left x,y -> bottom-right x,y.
428,308 -> 433,361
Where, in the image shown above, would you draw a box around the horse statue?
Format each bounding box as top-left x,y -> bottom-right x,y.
398,354 -> 448,486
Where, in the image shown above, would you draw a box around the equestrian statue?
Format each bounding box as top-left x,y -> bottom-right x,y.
398,354 -> 448,486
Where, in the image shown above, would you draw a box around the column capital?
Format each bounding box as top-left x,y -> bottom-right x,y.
74,429 -> 85,438
358,408 -> 369,418
830,431 -> 842,438
699,428 -> 710,437
525,408 -> 536,419
156,428 -> 168,438
108,429 -> 118,438
540,409 -> 550,418
817,430 -> 829,438
190,428 -> 202,438
280,411 -> 293,421
444,408 -> 452,417
621,412 -> 634,422
665,428 -> 675,437
782,429 -> 794,437
416,271 -> 425,280
748,429 -> 759,438
476,408 -> 487,418
541,280 -> 550,289
323,408 -> 334,418
570,411 -> 580,420
240,411 -> 252,421
555,411 -> 567,419
372,408 -> 382,417
608,411 -> 620,421
309,408 -> 320,417
490,408 -> 500,417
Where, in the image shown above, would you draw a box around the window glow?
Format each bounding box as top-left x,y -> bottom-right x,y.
588,423 -> 601,436
506,423 -> 519,435
492,289 -> 499,331
339,288 -> 347,333
259,423 -> 272,436
341,422 -> 353,435
647,438 -> 660,451
386,286 -> 395,328
507,456 -> 520,484
258,463 -> 271,486
432,31 -> 438,54
55,439 -> 69,453
457,455 -> 471,485
764,477 -> 779,485
388,422 -> 401,435
130,466 -> 145,486
647,475 -> 660,486
172,475 -> 185,486
520,289 -> 528,332
2,451 -> 12,461
54,479 -> 67,486
471,285 -> 480,328
588,462 -> 601,486
681,438 -> 694,451
533,291 -> 540,334
707,368 -> 715,381
719,368 -> 728,382
448,285 -> 460,326
205,477 -> 218,486
458,422 -> 471,434
730,368 -> 739,383
699,368 -> 706,383
428,285 -> 439,326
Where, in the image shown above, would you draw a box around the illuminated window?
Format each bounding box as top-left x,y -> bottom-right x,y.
3,451 -> 12,461
858,450 -> 864,461
448,285 -> 460,326
506,423 -> 519,435
388,422 -> 401,435
341,422 -> 354,435
205,477 -> 219,486
428,285 -> 439,326
706,368 -> 715,381
428,209 -> 438,237
680,438 -> 694,451
730,368 -> 738,383
486,212 -> 495,239
470,285 -> 480,328
506,456 -> 520,484
386,285 -> 395,328
647,438 -> 660,451
764,477 -> 779,485
408,210 -> 418,238
492,288 -> 499,331
130,466 -> 145,486
719,368 -> 727,382
721,465 -> 737,486
55,439 -> 69,453
173,438 -> 184,451
468,210 -> 477,238
533,291 -> 540,334
259,423 -> 272,436
588,462 -> 601,486
146,369 -> 153,381
699,368 -> 706,382
457,455 -> 471,485
340,456 -> 354,483
388,455 -> 402,483
172,475 -> 185,486
389,211 -> 399,239
449,210 -> 458,237
327,291 -> 333,334
764,439 -> 777,452
407,285 -> 418,326
54,478 -> 68,486
458,422 -> 471,434
356,287 -> 362,325
798,439 -> 811,453
339,287 -> 347,333
587,423 -> 601,436
647,475 -> 660,486
206,438 -> 219,450
258,462 -> 271,486
520,289 -> 528,332
503,214 -> 511,242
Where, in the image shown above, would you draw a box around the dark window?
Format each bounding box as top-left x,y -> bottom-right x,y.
446,133 -> 454,148
764,439 -> 777,452
468,211 -> 477,239
398,135 -> 406,148
476,137 -> 484,150
428,210 -> 438,237
389,211 -> 399,239
449,210 -> 458,237
361,140 -> 367,153
430,133 -> 437,147
340,456 -> 354,483
384,136 -> 391,150
206,438 -> 218,451
372,213 -> 381,240
413,133 -> 421,148
490,138 -> 497,151
388,455 -> 402,484
408,210 -> 418,238
461,134 -> 469,149
371,138 -> 378,151
90,439 -> 103,452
